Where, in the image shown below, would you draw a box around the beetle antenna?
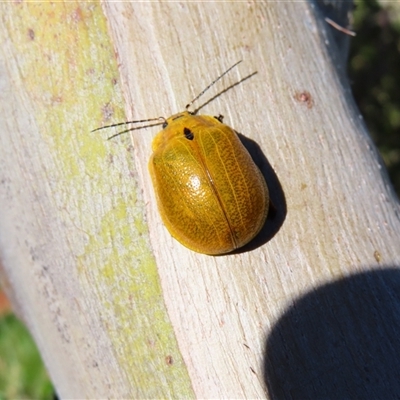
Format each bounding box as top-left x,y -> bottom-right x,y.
106,121 -> 165,140
185,60 -> 242,112
91,117 -> 165,133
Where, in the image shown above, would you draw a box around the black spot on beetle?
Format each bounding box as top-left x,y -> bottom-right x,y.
184,127 -> 194,140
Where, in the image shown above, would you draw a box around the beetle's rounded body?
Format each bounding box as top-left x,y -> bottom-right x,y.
149,111 -> 269,255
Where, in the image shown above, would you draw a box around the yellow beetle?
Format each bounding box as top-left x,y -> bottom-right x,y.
149,111 -> 268,255
96,61 -> 269,255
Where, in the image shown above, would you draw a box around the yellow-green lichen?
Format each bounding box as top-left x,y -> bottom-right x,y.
2,1 -> 193,396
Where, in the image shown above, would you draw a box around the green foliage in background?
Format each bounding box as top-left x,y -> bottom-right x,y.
349,0 -> 400,197
0,313 -> 54,400
0,1 -> 398,399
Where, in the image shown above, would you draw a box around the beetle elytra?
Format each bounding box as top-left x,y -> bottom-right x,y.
95,61 -> 269,255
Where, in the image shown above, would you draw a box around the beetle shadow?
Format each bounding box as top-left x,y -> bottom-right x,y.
230,133 -> 287,254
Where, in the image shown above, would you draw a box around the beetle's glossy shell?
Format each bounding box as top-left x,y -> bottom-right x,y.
149,111 -> 269,255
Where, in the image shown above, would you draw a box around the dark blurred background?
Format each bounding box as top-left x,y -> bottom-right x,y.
349,0 -> 400,197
